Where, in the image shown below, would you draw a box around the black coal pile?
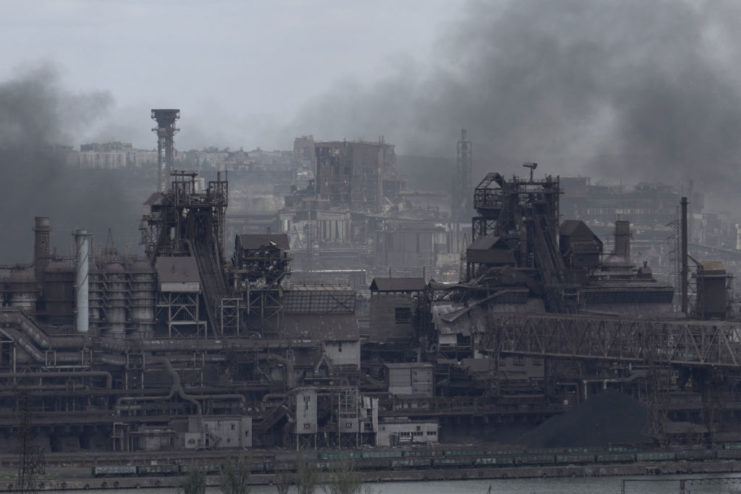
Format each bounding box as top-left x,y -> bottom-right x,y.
518,390 -> 650,449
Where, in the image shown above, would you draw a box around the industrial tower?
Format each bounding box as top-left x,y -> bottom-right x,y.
151,109 -> 180,193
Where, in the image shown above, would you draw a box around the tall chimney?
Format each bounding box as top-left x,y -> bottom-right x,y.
681,197 -> 689,315
74,230 -> 91,333
33,217 -> 51,281
151,109 -> 180,193
614,220 -> 630,260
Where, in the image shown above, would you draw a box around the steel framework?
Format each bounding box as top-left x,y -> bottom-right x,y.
484,312 -> 741,368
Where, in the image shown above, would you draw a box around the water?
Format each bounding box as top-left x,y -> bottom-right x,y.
46,474 -> 741,494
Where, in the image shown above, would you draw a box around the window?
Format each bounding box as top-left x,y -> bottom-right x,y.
395,307 -> 412,324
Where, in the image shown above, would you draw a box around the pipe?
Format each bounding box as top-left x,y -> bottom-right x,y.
74,230 -> 91,333
33,217 -> 50,282
0,370 -> 112,389
681,197 -> 689,314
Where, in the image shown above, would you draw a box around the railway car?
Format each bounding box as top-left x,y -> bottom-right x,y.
474,455 -> 515,466
92,465 -> 137,477
361,450 -> 403,459
513,454 -> 556,465
391,457 -> 432,469
676,449 -> 716,461
432,456 -> 473,467
636,451 -> 676,462
137,464 -> 180,476
717,449 -> 741,460
555,453 -> 595,465
596,453 -> 635,463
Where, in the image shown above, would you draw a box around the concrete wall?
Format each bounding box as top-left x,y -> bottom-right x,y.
185,416 -> 252,449
386,363 -> 434,398
376,421 -> 438,447
295,388 -> 317,434
369,293 -> 416,342
325,340 -> 360,368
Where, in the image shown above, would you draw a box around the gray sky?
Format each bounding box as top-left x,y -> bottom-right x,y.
4,0 -> 741,212
1,0 -> 464,150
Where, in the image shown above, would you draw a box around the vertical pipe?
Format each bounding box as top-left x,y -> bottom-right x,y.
75,230 -> 91,333
33,217 -> 51,282
681,197 -> 689,315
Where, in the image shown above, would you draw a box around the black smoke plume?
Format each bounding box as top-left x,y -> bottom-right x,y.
0,65 -> 140,263
290,0 -> 741,209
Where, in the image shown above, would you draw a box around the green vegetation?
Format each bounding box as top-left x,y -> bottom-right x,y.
294,454 -> 319,494
321,459 -> 364,494
181,468 -> 206,494
220,455 -> 252,494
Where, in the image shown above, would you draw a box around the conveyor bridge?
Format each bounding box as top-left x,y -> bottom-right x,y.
485,313 -> 741,368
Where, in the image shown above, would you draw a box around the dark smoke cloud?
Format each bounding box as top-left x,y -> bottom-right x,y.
0,65 -> 141,263
290,0 -> 741,209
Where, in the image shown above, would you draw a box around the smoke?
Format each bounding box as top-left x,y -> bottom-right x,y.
0,64 -> 141,263
289,0 -> 741,209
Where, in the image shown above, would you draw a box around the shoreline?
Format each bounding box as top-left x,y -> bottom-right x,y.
2,457 -> 741,491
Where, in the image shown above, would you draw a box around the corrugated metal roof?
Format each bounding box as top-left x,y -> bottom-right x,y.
236,233 -> 290,251
155,256 -> 200,283
281,288 -> 356,314
370,277 -> 426,292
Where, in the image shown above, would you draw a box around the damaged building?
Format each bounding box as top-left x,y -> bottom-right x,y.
0,113 -> 740,459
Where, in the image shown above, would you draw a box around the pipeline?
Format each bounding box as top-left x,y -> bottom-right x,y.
0,370 -> 112,389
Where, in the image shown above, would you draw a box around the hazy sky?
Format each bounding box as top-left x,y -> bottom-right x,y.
0,0 -> 465,150
4,0 -> 741,210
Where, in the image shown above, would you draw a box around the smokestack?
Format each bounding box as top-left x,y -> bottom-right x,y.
614,220 -> 630,260
33,216 -> 51,281
151,109 -> 180,193
681,197 -> 689,315
74,229 -> 91,333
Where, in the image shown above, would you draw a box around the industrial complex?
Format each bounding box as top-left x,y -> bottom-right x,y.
1,110 -> 741,472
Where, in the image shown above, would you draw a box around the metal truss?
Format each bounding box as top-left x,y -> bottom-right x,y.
484,313 -> 741,368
